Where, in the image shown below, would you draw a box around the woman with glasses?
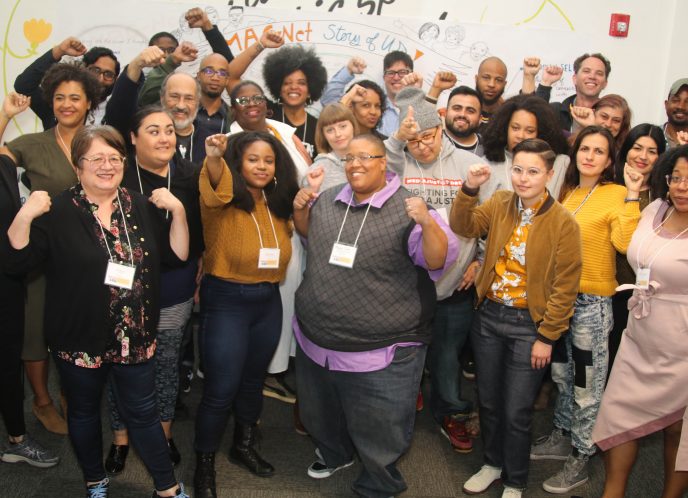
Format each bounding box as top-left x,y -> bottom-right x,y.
451,138 -> 582,498
592,145 -> 688,498
193,132 -> 299,497
531,126 -> 644,495
0,63 -> 102,436
4,126 -> 190,498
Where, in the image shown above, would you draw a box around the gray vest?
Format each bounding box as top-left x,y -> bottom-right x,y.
295,185 -> 436,352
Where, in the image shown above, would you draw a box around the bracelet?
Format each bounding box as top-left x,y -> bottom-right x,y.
425,95 -> 438,104
255,41 -> 264,52
624,198 -> 640,202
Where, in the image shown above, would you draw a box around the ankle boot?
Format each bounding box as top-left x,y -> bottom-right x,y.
228,422 -> 275,477
193,452 -> 217,498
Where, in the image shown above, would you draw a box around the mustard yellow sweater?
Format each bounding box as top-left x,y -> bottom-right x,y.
561,183 -> 640,296
199,159 -> 292,283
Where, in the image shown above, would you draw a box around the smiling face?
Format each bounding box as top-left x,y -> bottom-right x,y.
507,110 -> 538,152
280,69 -> 309,109
130,112 -> 176,170
626,135 -> 659,178
52,80 -> 91,128
575,133 -> 612,182
573,56 -> 608,100
475,58 -> 506,106
323,120 -> 355,156
407,125 -> 442,164
669,157 -> 688,212
232,84 -> 268,131
511,152 -> 553,207
345,138 -> 387,201
351,90 -> 382,133
78,137 -> 125,196
161,73 -> 199,132
445,93 -> 481,139
665,87 -> 688,128
240,140 -> 276,194
594,105 -> 623,137
383,61 -> 411,100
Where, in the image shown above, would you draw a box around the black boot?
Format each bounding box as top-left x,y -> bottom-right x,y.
193,452 -> 217,498
228,422 -> 275,477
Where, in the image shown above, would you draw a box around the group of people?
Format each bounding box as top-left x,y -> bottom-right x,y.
0,5 -> 686,498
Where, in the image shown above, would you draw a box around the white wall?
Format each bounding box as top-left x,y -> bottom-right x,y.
1,0 -> 685,141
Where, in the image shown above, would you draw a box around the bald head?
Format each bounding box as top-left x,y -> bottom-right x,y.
197,53 -> 230,99
475,57 -> 507,106
160,72 -> 200,133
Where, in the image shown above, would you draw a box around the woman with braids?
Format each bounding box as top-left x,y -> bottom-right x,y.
481,94 -> 570,200
0,62 -> 102,436
262,44 -> 328,160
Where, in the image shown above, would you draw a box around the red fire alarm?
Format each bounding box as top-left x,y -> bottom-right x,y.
609,13 -> 630,37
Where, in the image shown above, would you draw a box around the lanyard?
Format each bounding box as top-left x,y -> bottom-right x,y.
249,191 -> 280,249
635,206 -> 688,270
562,184 -> 598,216
335,192 -> 376,247
93,190 -> 134,265
135,157 -> 172,219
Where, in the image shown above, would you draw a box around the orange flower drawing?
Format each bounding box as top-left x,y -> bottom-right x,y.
23,19 -> 52,50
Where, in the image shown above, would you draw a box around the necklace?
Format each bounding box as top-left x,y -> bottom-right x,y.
562,184 -> 598,216
55,124 -> 72,160
281,107 -> 307,143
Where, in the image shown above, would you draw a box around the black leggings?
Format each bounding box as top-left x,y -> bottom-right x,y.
0,279 -> 27,437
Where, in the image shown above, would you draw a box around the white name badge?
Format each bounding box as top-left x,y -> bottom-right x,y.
436,206 -> 449,224
104,261 -> 136,290
329,242 -> 358,269
258,248 -> 280,269
635,267 -> 651,290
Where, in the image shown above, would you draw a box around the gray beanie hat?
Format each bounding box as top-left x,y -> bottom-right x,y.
395,87 -> 441,132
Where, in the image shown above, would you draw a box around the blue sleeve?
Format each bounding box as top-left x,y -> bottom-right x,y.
320,66 -> 355,106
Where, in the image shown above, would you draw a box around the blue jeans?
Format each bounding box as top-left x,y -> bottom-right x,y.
55,357 -> 176,490
428,292 -> 474,422
472,299 -> 545,489
296,343 -> 427,498
194,276 -> 282,453
551,293 -> 612,456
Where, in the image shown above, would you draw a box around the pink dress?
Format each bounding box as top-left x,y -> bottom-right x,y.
592,200 -> 688,470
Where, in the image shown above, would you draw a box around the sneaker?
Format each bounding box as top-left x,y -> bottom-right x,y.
151,482 -> 189,498
416,390 -> 424,412
441,416 -> 472,453
179,366 -> 193,394
1,434 -> 59,467
530,428 -> 571,461
263,375 -> 296,404
307,448 -> 354,479
196,367 -> 204,380
32,401 -> 68,435
502,486 -> 523,498
462,361 -> 476,380
86,478 -> 109,498
463,464 -> 502,494
542,453 -> 589,494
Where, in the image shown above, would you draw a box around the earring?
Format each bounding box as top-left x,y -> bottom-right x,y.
667,190 -> 673,205
273,176 -> 278,187
306,97 -> 313,106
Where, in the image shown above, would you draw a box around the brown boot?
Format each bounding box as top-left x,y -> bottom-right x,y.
33,402 -> 68,435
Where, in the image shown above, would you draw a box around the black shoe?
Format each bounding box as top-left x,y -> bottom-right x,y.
194,452 -> 217,498
105,444 -> 129,475
168,438 -> 181,466
228,423 -> 274,477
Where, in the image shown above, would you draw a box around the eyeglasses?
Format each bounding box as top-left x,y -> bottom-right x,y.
234,95 -> 267,106
341,154 -> 385,164
666,175 -> 688,186
511,165 -> 547,177
87,66 -> 117,82
199,67 -> 229,78
383,69 -> 411,79
80,155 -> 125,168
407,128 -> 439,146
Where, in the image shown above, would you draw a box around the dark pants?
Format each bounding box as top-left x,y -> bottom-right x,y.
0,280 -> 25,437
55,357 -> 176,490
472,299 -> 545,489
609,289 -> 631,376
296,343 -> 427,498
428,290 -> 474,422
194,276 -> 282,453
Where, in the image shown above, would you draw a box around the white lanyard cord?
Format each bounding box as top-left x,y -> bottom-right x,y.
335,192 -> 376,247
635,207 -> 688,270
281,107 -> 307,143
562,184 -> 598,216
249,191 -> 280,249
93,190 -> 134,265
135,157 -> 171,219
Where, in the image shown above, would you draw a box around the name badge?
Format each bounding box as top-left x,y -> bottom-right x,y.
329,242 -> 357,269
258,248 -> 280,269
104,261 -> 136,290
436,206 -> 449,225
635,267 -> 650,290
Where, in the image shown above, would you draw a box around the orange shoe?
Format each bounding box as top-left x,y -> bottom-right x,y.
33,402 -> 68,435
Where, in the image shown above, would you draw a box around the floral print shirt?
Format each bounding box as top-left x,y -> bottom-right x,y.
56,185 -> 156,368
487,193 -> 548,308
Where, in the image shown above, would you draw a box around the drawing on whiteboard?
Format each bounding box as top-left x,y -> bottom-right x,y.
516,0 -> 575,31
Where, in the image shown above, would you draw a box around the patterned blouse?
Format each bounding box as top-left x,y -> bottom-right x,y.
56,185 -> 156,368
487,192 -> 548,308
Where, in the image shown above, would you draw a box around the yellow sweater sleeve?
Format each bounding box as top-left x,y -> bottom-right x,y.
199,158 -> 234,208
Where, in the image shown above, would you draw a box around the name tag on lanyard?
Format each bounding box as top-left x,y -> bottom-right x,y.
258,248 -> 280,269
329,242 -> 358,269
635,267 -> 651,290
104,261 -> 136,290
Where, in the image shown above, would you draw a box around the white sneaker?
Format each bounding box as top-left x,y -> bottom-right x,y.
462,464 -> 502,494
502,486 -> 523,497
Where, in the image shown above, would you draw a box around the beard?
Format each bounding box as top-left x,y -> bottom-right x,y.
446,118 -> 479,139
204,90 -> 222,99
477,88 -> 503,106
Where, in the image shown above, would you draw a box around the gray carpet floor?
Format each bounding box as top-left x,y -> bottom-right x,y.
0,361 -> 681,498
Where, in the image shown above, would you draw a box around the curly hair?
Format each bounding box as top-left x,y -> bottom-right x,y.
650,144 -> 688,203
41,63 -> 104,112
560,125 -> 616,200
482,94 -> 568,162
614,123 -> 666,186
262,45 -> 328,103
222,131 -> 299,219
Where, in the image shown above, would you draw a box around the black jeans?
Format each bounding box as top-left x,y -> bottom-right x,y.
472,299 -> 545,489
0,280 -> 25,437
55,357 -> 177,490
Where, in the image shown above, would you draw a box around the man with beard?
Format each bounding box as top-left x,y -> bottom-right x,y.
14,37 -> 120,128
663,78 -> 688,149
474,57 -> 507,129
